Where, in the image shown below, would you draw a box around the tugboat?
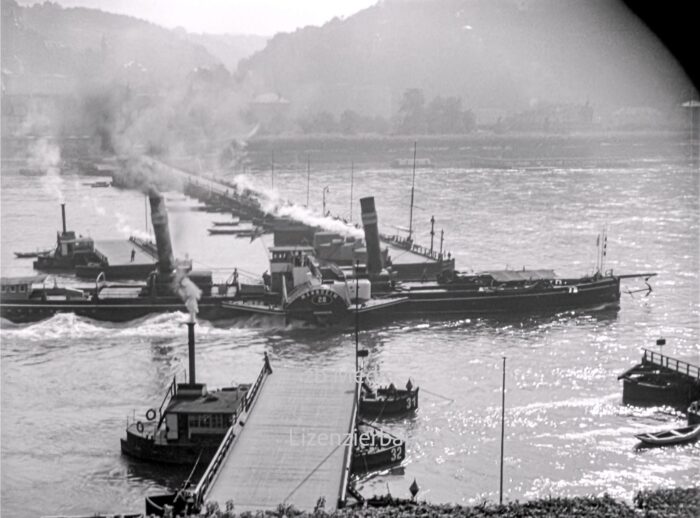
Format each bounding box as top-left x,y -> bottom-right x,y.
0,190 -> 239,324
33,203 -> 106,272
121,319 -> 250,465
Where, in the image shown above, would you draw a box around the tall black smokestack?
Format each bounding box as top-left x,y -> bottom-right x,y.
61,203 -> 66,234
187,320 -> 196,384
148,188 -> 175,276
360,196 -> 383,275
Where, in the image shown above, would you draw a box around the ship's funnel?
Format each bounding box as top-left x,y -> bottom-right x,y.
360,197 -> 383,275
61,203 -> 67,234
148,189 -> 175,276
187,320 -> 196,384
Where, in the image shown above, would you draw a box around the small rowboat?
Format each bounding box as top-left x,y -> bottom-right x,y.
360,380 -> 419,418
14,249 -> 51,258
352,421 -> 406,473
207,227 -> 260,236
635,424 -> 700,446
212,218 -> 242,226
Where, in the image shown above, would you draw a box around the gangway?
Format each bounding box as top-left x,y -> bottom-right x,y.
194,361 -> 357,513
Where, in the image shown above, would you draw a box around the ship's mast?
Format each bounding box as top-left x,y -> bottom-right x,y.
408,141 -> 417,242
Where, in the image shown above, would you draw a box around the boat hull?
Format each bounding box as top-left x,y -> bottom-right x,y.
120,434 -> 220,466
635,424 -> 700,446
75,263 -> 156,280
0,298 -> 236,324
360,388 -> 419,418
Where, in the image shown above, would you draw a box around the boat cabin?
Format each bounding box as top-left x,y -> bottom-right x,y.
268,246 -> 322,294
0,275 -> 46,300
160,383 -> 247,442
55,230 -> 97,258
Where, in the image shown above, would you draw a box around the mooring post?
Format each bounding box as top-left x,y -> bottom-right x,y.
499,356 -> 506,505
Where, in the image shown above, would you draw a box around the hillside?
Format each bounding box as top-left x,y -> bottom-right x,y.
235,0 -> 692,118
1,0 -> 251,93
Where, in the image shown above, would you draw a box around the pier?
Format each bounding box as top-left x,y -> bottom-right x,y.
192,363 -> 357,513
619,347 -> 700,410
136,159 -> 450,271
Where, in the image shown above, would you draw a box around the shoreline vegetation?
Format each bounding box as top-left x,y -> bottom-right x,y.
189,487 -> 700,518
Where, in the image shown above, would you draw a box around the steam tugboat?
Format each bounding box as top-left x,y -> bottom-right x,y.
121,320 -> 249,465
0,190 -> 239,324
32,203 -> 106,272
221,196 -> 654,326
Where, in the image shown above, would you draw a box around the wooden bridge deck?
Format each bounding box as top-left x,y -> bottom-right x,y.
203,367 -> 357,512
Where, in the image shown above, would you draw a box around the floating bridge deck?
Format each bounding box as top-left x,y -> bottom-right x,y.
148,160 -> 443,266
196,365 -> 357,513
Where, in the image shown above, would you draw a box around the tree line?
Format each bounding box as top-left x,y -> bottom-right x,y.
296,89 -> 476,135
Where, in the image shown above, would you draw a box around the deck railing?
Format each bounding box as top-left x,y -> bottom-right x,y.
157,374 -> 178,425
337,379 -> 359,508
642,348 -> 700,380
193,358 -> 273,506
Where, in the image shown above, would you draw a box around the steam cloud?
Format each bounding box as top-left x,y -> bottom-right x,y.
173,269 -> 202,319
29,138 -> 65,203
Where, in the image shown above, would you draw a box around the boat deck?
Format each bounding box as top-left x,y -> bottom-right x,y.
384,241 -> 439,265
94,240 -> 155,266
205,368 -> 356,512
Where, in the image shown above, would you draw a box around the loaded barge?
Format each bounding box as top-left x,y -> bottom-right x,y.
24,202 -> 162,280
1,190 -> 238,324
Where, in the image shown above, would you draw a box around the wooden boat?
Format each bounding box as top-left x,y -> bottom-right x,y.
212,217 -> 242,226
207,226 -> 261,236
14,249 -> 51,258
634,424 -> 700,446
360,380 -> 418,418
83,180 -> 111,188
352,422 -> 405,473
688,401 -> 700,425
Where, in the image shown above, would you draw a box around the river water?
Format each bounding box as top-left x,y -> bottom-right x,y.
1,162 -> 698,517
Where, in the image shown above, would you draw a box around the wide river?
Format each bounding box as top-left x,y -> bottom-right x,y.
1,161 -> 698,517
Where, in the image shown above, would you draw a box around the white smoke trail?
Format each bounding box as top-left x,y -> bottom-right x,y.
172,269 -> 202,319
29,138 -> 64,202
115,212 -> 153,241
231,174 -> 364,239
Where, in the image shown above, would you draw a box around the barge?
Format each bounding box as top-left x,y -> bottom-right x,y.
618,341 -> 700,411
1,190 -> 238,324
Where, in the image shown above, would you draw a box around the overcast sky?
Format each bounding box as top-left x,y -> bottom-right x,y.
18,0 -> 379,35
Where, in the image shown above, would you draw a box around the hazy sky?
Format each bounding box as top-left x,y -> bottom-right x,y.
19,0 -> 379,35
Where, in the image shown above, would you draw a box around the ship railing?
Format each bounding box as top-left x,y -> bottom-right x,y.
642,348 -> 700,380
157,374 -> 178,425
193,358 -> 272,507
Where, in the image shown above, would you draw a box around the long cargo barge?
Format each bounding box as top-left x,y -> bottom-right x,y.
1,190 -> 238,324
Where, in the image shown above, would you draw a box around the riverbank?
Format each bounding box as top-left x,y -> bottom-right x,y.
199,487 -> 699,517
